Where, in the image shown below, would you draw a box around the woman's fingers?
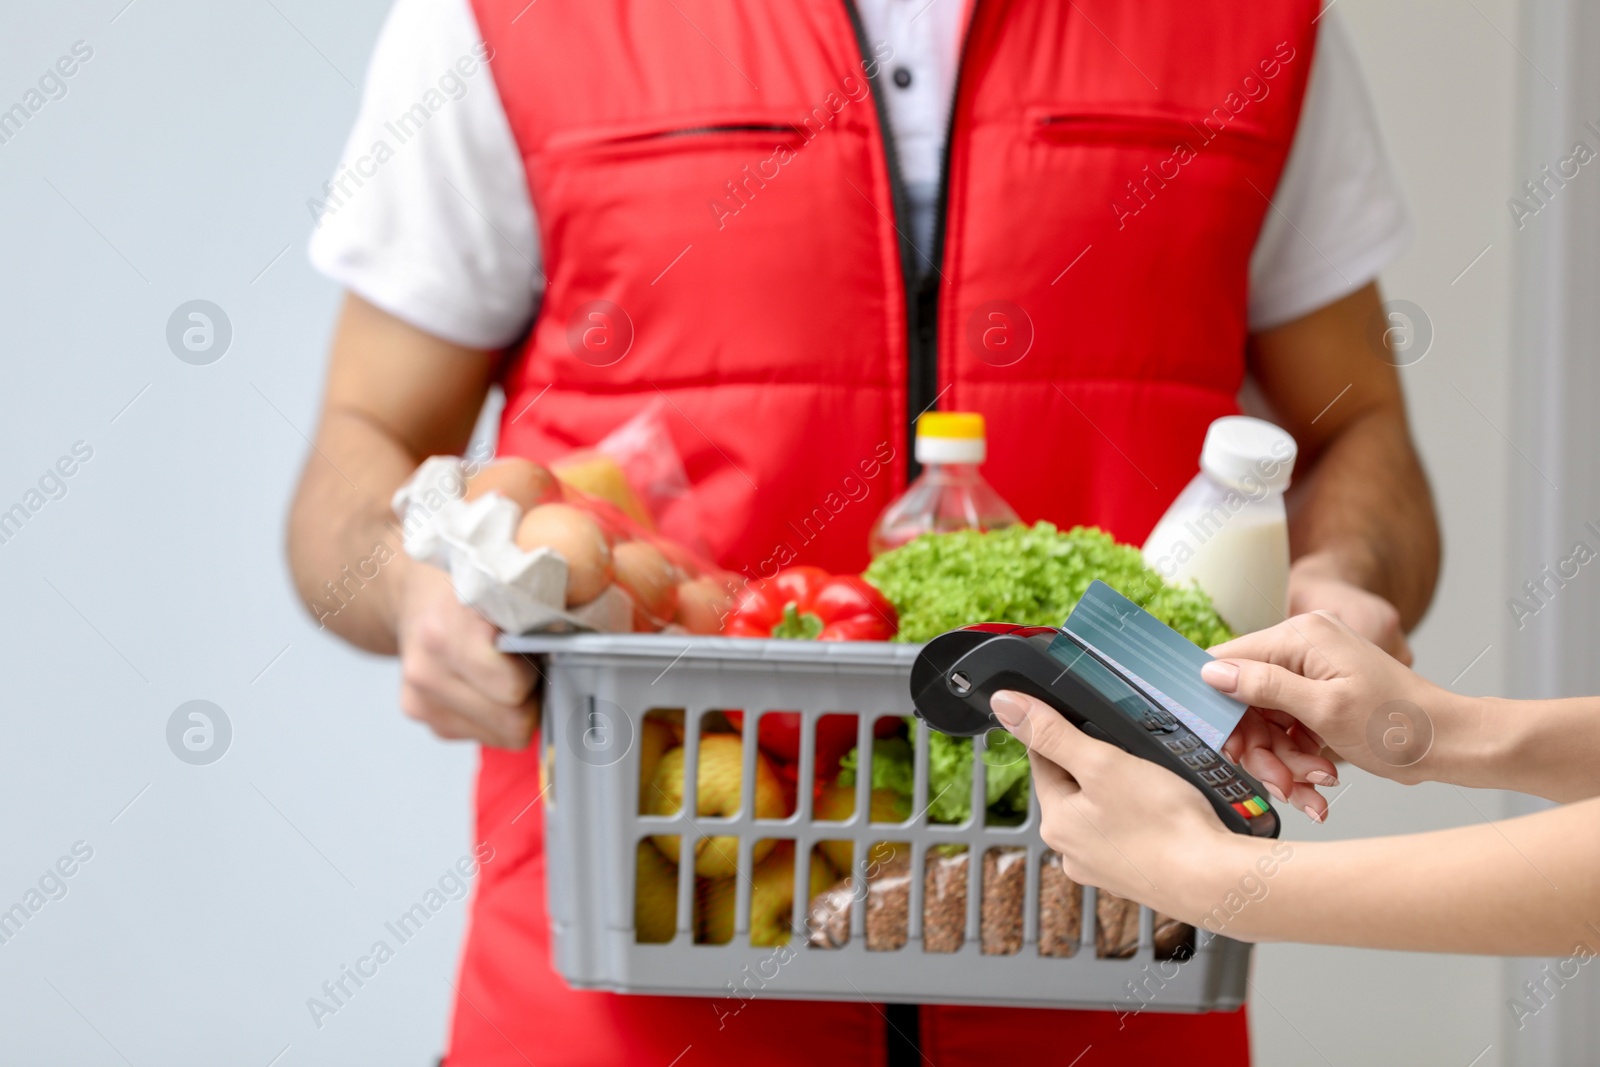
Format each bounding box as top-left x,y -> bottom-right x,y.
1236,744 -> 1296,805
1207,618 -> 1321,672
1204,657 -> 1324,719
1026,749 -> 1081,801
1267,724 -> 1339,785
1222,708 -> 1270,762
991,690 -> 1119,782
1284,780 -> 1329,823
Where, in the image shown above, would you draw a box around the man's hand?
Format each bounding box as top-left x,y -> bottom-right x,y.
395,560 -> 540,748
1288,553 -> 1411,664
288,294 -> 536,745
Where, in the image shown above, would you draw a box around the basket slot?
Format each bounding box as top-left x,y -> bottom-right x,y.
633,838 -> 679,945
1035,849 -> 1083,958
920,844 -> 968,954
806,838 -> 852,949
979,846 -> 1028,955
863,839 -> 912,952
636,708 -> 686,817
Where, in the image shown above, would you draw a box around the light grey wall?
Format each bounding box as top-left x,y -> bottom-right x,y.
1249,2 -> 1594,1066
0,2 -> 477,1064
0,0 -> 1581,1065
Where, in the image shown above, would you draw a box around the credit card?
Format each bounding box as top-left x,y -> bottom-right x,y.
1063,580 -> 1248,750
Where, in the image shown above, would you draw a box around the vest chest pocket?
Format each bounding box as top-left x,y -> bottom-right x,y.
524,112 -> 899,390
544,119 -> 808,162
1014,103 -> 1288,262
535,117 -> 820,246
1027,106 -> 1279,162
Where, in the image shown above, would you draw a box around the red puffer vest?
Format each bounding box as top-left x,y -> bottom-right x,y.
453,1 -> 1316,1064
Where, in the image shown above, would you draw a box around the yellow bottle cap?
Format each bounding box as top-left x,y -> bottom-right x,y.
916,412 -> 986,440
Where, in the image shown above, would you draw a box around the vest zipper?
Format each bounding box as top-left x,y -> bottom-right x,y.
841,0 -> 983,483
833,19 -> 986,1067
923,1 -> 984,475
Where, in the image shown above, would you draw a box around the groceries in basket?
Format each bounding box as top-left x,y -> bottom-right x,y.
795,525 -> 1242,958
393,451 -> 736,636
632,708 -> 837,947
724,566 -> 898,641
868,411 -> 1021,556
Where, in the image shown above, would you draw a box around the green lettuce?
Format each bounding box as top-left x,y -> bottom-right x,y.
838,724 -> 1032,826
863,522 -> 1233,648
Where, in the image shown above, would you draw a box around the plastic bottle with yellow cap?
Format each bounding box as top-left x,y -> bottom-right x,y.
867,412 -> 1021,556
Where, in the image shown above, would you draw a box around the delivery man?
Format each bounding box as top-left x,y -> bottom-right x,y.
288,0 -> 1441,1063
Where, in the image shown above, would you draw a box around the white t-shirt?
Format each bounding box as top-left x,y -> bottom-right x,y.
310,0 -> 1411,350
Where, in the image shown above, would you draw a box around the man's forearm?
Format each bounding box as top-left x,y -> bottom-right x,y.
287,409 -> 422,654
288,294 -> 500,654
1287,405 -> 1440,628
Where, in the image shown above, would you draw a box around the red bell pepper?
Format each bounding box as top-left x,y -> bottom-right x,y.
723,709 -> 869,774
725,567 -> 898,642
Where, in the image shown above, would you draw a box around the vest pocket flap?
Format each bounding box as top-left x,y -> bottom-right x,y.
1027,106 -> 1277,157
546,118 -> 808,157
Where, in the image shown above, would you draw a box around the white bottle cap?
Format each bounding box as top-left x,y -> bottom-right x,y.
1200,416 -> 1297,493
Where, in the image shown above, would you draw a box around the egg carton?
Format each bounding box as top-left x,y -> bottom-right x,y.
393,456 -> 632,635
503,631 -> 1254,1012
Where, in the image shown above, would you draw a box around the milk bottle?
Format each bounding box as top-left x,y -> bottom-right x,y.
1142,416 -> 1297,635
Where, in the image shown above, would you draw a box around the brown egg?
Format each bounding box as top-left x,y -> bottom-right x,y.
465,458 -> 560,514
515,503 -> 614,605
613,541 -> 680,629
675,576 -> 735,635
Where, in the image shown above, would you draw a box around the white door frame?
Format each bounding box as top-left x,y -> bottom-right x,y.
1505,0 -> 1600,1062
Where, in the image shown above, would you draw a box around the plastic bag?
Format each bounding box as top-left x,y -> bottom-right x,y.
922,846 -> 968,953
1154,914 -> 1196,961
549,399 -> 708,555
806,877 -> 853,949
1038,851 -> 1083,958
805,847 -> 913,952
1095,891 -> 1141,960
392,452 -> 735,635
980,847 -> 1026,955
1091,891 -> 1194,960
864,851 -> 911,951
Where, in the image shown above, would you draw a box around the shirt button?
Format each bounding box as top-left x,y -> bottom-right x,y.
893,66 -> 913,89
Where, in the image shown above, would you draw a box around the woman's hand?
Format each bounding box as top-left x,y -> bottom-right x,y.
990,689 -> 1234,916
1205,611 -> 1457,786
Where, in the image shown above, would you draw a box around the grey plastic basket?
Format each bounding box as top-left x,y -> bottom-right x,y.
502,632 -> 1252,1012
